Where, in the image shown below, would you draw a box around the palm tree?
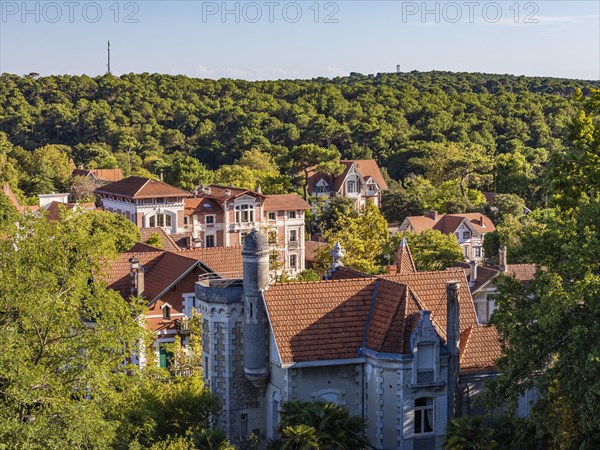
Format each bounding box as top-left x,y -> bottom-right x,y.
444,415 -> 498,450
279,400 -> 367,450
281,424 -> 319,450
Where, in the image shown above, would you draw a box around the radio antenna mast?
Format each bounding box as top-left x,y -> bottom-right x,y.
107,41 -> 111,75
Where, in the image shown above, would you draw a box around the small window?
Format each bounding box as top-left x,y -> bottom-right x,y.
206,215 -> 215,224
414,398 -> 434,434
289,211 -> 297,219
240,232 -> 248,245
463,231 -> 471,239
289,254 -> 297,269
464,246 -> 470,258
347,180 -> 356,193
474,246 -> 482,257
149,216 -> 156,227
240,414 -> 248,440
162,305 -> 171,320
289,230 -> 297,242
205,235 -> 215,248
183,216 -> 188,225
268,212 -> 276,220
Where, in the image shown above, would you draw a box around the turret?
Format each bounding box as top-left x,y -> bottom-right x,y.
242,229 -> 270,388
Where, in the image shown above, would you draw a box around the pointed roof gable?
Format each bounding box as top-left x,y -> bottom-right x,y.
395,237 -> 416,274
95,176 -> 191,199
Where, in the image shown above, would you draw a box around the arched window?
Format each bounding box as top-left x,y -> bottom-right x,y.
414,397 -> 434,434
162,304 -> 171,320
149,213 -> 172,228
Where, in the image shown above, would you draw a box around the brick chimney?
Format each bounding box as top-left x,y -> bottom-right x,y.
446,281 -> 461,421
129,256 -> 145,298
498,245 -> 507,272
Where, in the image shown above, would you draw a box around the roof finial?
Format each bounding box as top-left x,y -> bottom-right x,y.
326,242 -> 345,279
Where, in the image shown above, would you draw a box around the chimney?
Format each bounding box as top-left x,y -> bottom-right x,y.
225,189 -> 231,197
498,245 -> 507,272
256,185 -> 262,194
425,210 -> 438,220
469,260 -> 478,283
160,171 -> 164,181
128,256 -> 145,298
480,215 -> 485,228
446,281 -> 461,422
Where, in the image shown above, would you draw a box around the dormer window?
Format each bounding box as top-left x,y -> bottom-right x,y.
315,179 -> 329,194
162,304 -> 171,320
347,180 -> 356,193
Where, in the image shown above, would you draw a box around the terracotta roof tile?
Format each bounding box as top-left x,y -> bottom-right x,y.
456,262 -> 500,293
2,183 -> 24,213
505,264 -> 538,284
139,227 -> 182,252
395,238 -> 416,274
305,241 -> 326,263
177,246 -> 244,277
383,268 -> 478,339
95,176 -> 191,199
405,213 -> 495,235
460,326 -> 502,374
263,194 -> 311,212
184,197 -> 223,216
265,278 -> 377,364
307,160 -> 388,194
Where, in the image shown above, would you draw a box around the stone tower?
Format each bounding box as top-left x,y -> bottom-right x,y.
242,228 -> 270,388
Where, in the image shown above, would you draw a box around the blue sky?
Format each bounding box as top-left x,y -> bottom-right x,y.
1,1 -> 599,80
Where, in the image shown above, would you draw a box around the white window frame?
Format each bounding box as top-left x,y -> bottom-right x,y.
205,215 -> 215,224
205,234 -> 215,248
413,397 -> 434,435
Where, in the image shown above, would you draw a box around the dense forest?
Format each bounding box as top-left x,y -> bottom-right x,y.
0,71 -> 598,212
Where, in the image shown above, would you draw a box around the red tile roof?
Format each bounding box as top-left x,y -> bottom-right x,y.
95,176 -> 191,199
404,213 -> 495,235
139,227 -> 182,252
456,262 -> 500,293
184,197 -> 223,216
73,168 -> 124,182
264,278 -> 377,363
307,160 -> 389,194
2,183 -> 24,213
177,246 -> 244,277
382,268 -> 478,340
365,281 -> 422,354
395,238 -> 416,274
305,241 -> 326,263
102,251 -> 198,300
263,194 -> 311,212
505,264 -> 538,284
460,326 -> 502,374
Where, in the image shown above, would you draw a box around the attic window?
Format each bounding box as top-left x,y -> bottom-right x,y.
463,231 -> 471,239
162,305 -> 171,320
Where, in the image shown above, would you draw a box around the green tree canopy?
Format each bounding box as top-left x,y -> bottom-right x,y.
391,230 -> 463,271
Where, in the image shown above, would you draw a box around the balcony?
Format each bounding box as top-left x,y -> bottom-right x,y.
177,318 -> 192,334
